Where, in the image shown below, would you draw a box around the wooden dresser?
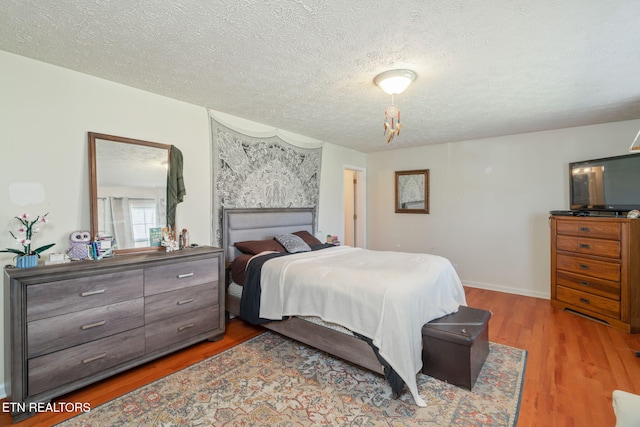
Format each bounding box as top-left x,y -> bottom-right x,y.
3,246 -> 224,421
550,215 -> 640,333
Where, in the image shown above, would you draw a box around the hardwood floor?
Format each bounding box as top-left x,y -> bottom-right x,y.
2,287 -> 639,426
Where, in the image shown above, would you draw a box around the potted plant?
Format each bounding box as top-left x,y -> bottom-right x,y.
1,213 -> 55,268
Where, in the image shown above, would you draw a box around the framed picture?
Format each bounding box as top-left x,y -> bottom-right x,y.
395,169 -> 429,214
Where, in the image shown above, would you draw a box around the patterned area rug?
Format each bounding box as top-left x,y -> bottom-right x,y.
58,332 -> 526,426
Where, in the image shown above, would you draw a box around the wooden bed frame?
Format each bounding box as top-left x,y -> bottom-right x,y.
222,207 -> 384,375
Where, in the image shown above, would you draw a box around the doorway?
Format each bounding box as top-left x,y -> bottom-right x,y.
343,166 -> 366,247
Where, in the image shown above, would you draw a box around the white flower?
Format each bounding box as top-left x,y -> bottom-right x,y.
2,212 -> 54,257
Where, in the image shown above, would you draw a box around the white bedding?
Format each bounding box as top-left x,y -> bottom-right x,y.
228,281 -> 354,335
258,245 -> 467,407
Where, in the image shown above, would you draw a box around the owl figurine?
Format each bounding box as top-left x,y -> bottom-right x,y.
68,231 -> 91,260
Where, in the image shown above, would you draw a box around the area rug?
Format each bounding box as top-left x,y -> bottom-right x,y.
58,332 -> 526,426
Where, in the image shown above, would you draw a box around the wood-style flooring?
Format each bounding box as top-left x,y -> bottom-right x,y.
1,287 -> 639,427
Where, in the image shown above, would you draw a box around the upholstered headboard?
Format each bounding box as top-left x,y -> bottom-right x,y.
222,207 -> 316,263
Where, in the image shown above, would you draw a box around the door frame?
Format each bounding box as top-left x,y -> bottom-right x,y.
343,165 -> 366,248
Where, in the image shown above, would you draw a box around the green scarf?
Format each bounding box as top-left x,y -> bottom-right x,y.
167,145 -> 186,227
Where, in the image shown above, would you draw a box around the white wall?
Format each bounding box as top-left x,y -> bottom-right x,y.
367,119 -> 640,298
318,144 -> 367,239
0,50 -> 212,399
0,51 -> 365,398
0,51 -> 213,261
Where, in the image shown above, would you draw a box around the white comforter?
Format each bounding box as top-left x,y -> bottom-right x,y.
258,245 -> 467,407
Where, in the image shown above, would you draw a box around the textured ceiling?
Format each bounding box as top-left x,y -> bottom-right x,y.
2,0 -> 640,153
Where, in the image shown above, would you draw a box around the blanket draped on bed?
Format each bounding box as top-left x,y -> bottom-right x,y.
239,248 -> 405,397
254,245 -> 467,407
239,251 -> 291,325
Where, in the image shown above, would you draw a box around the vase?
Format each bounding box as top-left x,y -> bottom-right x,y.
15,254 -> 38,268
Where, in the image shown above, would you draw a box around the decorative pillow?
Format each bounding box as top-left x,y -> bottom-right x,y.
234,239 -> 285,255
275,233 -> 312,253
293,230 -> 323,246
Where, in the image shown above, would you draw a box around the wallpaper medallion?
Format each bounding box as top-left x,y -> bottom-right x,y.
211,117 -> 322,245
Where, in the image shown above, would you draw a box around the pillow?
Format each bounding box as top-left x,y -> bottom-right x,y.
234,239 -> 285,255
613,390 -> 640,427
293,230 -> 323,246
275,233 -> 312,253
230,254 -> 253,286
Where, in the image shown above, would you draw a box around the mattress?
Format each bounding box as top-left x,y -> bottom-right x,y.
228,282 -> 353,335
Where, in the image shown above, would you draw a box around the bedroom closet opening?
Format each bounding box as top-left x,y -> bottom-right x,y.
344,167 -> 366,248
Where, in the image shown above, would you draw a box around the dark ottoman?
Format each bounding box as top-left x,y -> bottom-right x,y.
421,306 -> 491,390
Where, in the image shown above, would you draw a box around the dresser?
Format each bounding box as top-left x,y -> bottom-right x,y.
550,216 -> 640,333
4,246 -> 224,422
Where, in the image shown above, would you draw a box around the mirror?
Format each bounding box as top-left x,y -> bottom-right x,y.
395,169 -> 429,214
89,132 -> 171,253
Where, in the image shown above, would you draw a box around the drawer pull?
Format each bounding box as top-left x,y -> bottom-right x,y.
579,243 -> 591,249
81,320 -> 106,330
82,353 -> 107,364
177,272 -> 194,279
579,281 -> 591,287
177,298 -> 194,305
81,289 -> 105,297
579,227 -> 591,232
579,297 -> 591,305
178,323 -> 195,332
579,264 -> 590,270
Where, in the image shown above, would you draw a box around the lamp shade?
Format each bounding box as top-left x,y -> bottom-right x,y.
374,69 -> 417,95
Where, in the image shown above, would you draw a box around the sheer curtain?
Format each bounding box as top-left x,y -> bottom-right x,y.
109,197 -> 134,249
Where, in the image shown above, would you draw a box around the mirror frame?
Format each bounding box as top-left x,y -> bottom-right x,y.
88,132 -> 172,254
395,169 -> 430,214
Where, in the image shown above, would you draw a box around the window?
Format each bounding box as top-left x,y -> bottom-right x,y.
130,200 -> 158,247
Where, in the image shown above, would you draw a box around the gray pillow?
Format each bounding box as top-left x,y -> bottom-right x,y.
275,233 -> 311,253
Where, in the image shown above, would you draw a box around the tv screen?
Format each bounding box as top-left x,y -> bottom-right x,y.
570,154 -> 640,212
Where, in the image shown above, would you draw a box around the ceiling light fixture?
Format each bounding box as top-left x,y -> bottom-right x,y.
374,69 -> 417,143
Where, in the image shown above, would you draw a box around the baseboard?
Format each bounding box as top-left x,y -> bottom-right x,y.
462,280 -> 549,300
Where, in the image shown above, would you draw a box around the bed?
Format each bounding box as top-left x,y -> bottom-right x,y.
222,207 -> 466,406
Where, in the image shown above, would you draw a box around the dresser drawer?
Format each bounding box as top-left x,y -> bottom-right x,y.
145,258 -> 218,296
28,327 -> 145,395
556,220 -> 620,240
145,306 -> 219,353
556,235 -> 621,259
27,298 -> 144,358
26,270 -> 143,322
556,254 -> 620,282
556,271 -> 620,300
556,285 -> 620,319
145,282 -> 218,324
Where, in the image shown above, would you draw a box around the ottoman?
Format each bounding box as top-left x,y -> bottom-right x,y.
421,305 -> 491,390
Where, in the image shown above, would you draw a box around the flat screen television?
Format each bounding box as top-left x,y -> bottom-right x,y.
570,153 -> 640,213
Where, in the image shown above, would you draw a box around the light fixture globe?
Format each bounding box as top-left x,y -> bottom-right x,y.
374,69 -> 417,95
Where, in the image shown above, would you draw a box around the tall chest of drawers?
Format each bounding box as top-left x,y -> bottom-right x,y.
550,216 -> 640,333
4,246 -> 224,422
